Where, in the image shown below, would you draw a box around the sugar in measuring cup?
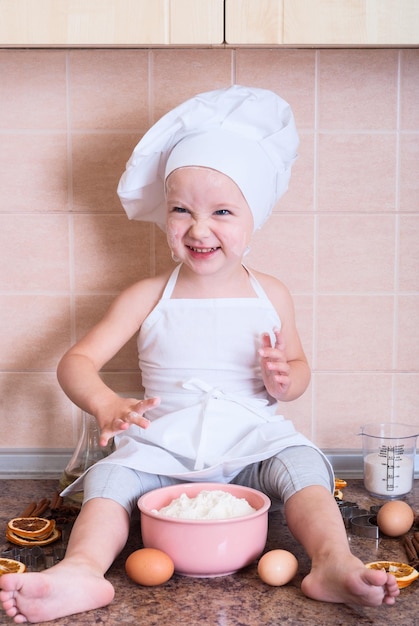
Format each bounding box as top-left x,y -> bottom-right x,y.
360,423 -> 418,498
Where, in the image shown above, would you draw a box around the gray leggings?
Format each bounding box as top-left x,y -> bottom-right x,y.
83,445 -> 334,515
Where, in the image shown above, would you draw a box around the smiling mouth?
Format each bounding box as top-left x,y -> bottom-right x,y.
187,246 -> 219,253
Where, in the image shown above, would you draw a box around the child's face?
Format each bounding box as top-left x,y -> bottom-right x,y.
165,166 -> 254,273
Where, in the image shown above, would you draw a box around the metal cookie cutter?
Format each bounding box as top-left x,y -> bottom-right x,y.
350,513 -> 380,539
337,501 -> 367,528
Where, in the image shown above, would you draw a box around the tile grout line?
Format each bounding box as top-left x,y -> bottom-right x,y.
311,49 -> 320,444
391,50 -> 402,422
65,50 -> 79,442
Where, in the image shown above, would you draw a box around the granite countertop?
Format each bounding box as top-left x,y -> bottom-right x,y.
1,479 -> 418,626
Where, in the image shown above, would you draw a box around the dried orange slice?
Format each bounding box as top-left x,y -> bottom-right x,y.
6,526 -> 61,547
334,478 -> 347,489
8,517 -> 55,540
365,561 -> 419,589
0,557 -> 26,576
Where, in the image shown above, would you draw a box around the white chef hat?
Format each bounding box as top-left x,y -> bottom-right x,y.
117,85 -> 299,231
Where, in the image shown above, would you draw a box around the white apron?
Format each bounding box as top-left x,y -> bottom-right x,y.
62,265 -> 331,494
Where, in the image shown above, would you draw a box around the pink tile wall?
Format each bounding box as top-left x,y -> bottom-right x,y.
0,48 -> 418,452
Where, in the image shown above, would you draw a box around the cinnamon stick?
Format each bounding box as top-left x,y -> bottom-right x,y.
31,498 -> 50,517
51,491 -> 63,510
19,502 -> 37,517
403,536 -> 418,563
411,535 -> 419,557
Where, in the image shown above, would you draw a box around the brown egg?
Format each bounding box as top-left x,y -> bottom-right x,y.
125,548 -> 174,586
376,500 -> 414,537
257,549 -> 298,586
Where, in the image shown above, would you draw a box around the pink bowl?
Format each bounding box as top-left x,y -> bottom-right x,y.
138,482 -> 271,577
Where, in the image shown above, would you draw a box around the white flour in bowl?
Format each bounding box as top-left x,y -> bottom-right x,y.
153,490 -> 257,520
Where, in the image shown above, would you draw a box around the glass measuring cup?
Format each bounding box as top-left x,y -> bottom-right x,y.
360,423 -> 418,498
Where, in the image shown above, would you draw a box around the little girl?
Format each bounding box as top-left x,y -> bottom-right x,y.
0,85 -> 399,623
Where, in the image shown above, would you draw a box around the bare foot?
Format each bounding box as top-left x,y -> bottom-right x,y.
0,561 -> 115,623
301,554 -> 400,607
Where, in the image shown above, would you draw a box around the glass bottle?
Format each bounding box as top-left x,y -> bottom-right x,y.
58,411 -> 112,504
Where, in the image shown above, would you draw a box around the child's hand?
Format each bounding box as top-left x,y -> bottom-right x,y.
98,397 -> 160,447
258,328 -> 291,400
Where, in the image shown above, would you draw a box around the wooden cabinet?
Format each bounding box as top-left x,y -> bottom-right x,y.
225,0 -> 419,46
1,0 -> 418,47
283,0 -> 419,45
0,0 -> 224,46
225,0 -> 283,45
